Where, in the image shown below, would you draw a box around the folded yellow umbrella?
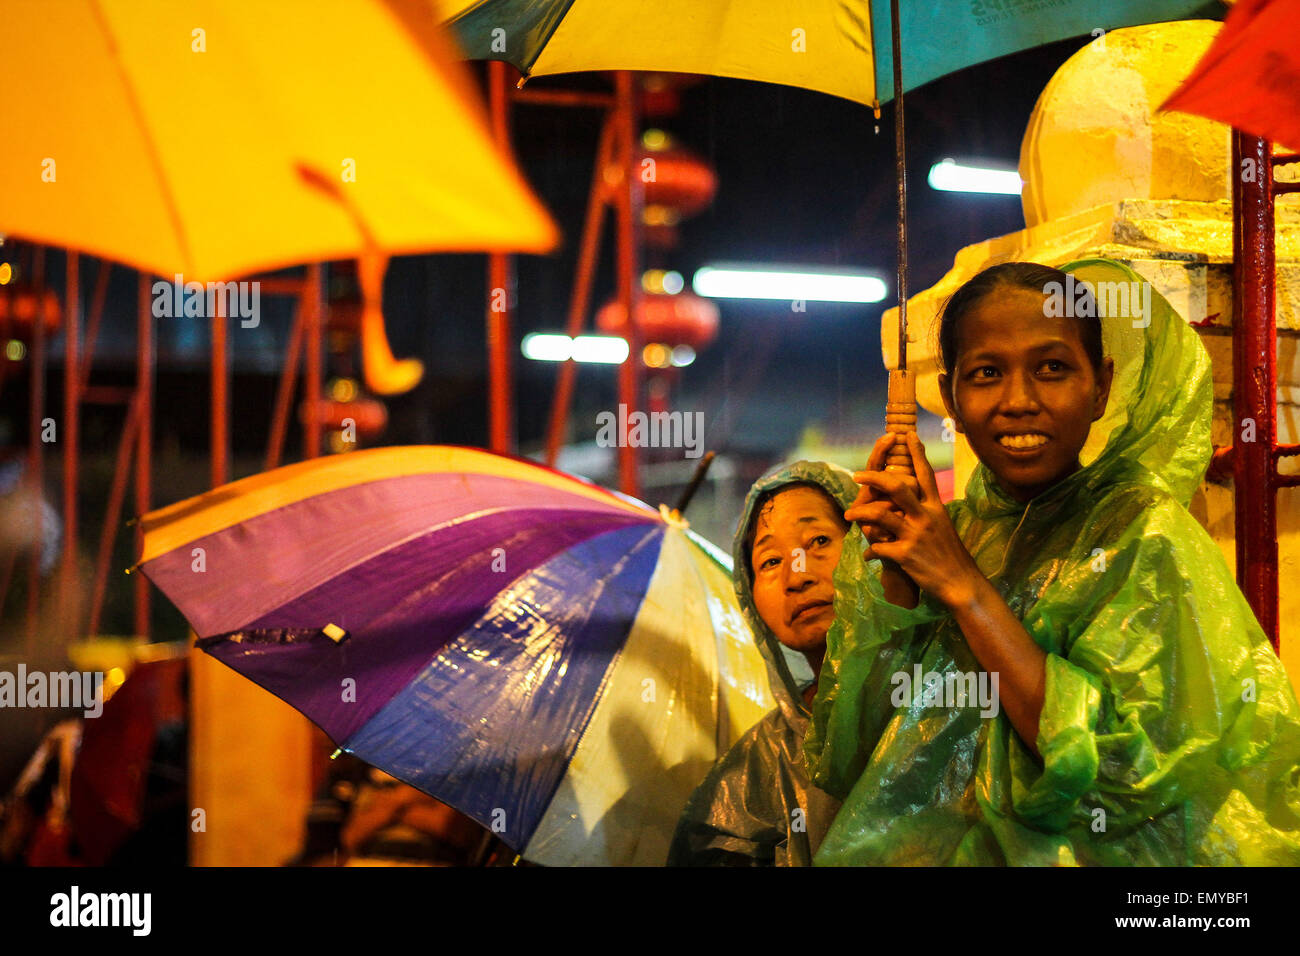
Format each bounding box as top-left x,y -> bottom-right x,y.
0,0 -> 559,283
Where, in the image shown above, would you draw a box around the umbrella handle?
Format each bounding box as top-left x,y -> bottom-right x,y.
673,450 -> 716,515
296,163 -> 424,396
357,249 -> 424,397
885,369 -> 916,476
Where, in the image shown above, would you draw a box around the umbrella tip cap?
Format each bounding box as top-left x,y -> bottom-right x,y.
658,503 -> 689,529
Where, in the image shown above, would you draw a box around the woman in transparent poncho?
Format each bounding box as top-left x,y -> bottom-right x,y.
807,258 -> 1300,865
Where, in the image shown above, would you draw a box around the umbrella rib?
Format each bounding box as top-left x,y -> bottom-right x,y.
523,0 -> 580,76
88,0 -> 197,277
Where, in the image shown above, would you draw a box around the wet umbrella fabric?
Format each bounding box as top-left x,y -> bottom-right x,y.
437,0 -> 1217,108
0,0 -> 557,282
137,446 -> 773,865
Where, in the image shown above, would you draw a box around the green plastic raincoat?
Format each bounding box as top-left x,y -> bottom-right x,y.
668,461 -> 858,866
806,258 -> 1300,866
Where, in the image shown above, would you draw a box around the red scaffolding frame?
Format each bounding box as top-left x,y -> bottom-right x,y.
6,121 -> 1292,657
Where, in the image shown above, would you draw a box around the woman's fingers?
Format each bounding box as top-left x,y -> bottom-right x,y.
855,470 -> 924,517
864,433 -> 894,473
906,432 -> 942,503
846,500 -> 905,536
846,436 -> 894,519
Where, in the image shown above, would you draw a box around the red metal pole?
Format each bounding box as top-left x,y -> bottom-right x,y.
304,264 -> 322,460
487,60 -> 515,455
134,273 -> 153,639
25,246 -> 46,653
266,300 -> 304,471
89,393 -> 139,638
614,71 -> 642,498
212,276 -> 228,487
545,113 -> 616,467
79,260 -> 111,394
513,89 -> 617,109
1231,131 -> 1279,651
61,252 -> 80,638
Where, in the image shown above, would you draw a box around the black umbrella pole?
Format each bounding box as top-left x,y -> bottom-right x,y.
674,451 -> 716,515
886,0 -> 917,477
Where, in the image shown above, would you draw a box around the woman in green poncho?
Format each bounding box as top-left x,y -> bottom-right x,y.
806,258 -> 1300,866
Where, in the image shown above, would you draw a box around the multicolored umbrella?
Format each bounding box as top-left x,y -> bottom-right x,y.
136,446 -> 773,865
436,0 -> 1216,108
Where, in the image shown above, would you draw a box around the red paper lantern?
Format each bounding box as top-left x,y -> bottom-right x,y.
596,291 -> 718,350
0,285 -> 62,338
299,398 -> 388,439
641,147 -> 717,219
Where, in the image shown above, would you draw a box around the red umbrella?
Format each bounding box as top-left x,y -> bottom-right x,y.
1162,0 -> 1300,151
69,658 -> 186,865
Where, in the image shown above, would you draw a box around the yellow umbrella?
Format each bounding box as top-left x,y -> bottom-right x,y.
0,0 -> 558,283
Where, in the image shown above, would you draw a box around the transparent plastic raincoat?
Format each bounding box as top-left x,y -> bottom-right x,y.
668,461 -> 857,866
806,258 -> 1300,866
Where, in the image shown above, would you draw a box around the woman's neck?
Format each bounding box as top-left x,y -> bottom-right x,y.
800,646 -> 825,706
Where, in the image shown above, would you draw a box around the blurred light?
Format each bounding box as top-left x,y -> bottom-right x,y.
104,666 -> 127,702
642,128 -> 670,151
0,262 -> 11,285
642,205 -> 680,227
329,377 -> 358,402
927,158 -> 1022,195
643,343 -> 671,368
641,269 -> 685,295
571,335 -> 628,364
671,345 -> 696,367
522,333 -> 572,362
693,266 -> 887,303
5,340 -> 24,361
522,333 -> 628,365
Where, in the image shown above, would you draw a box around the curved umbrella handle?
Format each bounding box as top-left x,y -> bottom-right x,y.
885,369 -> 916,476
296,163 -> 424,396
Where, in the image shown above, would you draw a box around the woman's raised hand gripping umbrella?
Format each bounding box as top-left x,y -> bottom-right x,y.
847,432 -> 1050,758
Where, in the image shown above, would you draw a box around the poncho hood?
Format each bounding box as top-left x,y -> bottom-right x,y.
731,460 -> 859,721
965,257 -> 1213,518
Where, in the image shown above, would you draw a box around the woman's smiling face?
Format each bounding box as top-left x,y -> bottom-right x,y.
939,287 -> 1114,504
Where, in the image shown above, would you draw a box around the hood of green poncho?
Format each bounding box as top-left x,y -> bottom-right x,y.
963,258 -> 1214,519
731,460 -> 860,720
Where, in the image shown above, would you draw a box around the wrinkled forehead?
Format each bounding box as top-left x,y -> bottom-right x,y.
752,485 -> 841,539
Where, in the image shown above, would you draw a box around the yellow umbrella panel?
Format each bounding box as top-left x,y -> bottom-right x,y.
1,0 -> 558,282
